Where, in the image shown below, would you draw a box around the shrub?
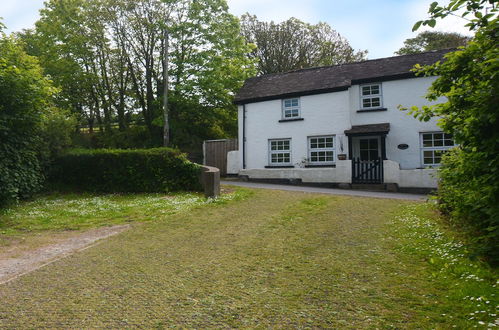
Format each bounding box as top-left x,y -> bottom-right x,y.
408,6 -> 498,264
437,148 -> 498,263
72,126 -> 162,150
0,34 -> 59,206
50,148 -> 203,193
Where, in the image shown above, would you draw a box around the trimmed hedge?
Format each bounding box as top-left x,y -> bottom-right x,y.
50,148 -> 203,193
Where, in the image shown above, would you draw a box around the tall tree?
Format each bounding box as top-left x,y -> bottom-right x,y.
396,31 -> 471,55
240,14 -> 367,75
20,0 -> 254,148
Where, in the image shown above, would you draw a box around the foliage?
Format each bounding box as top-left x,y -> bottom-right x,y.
73,126 -> 161,149
412,0 -> 497,31
240,14 -> 367,74
39,108 -> 78,168
407,0 -> 498,263
0,33 -> 60,206
396,31 -> 471,55
18,0 -> 255,150
50,148 -> 203,193
390,204 -> 498,328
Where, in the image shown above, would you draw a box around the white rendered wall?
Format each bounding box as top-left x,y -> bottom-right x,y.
384,160 -> 438,188
239,160 -> 351,183
238,92 -> 351,169
349,77 -> 443,169
237,75 -> 447,186
227,150 -> 241,175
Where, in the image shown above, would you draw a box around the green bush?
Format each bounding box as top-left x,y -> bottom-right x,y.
408,10 -> 498,264
0,34 -> 60,206
50,148 -> 203,193
438,148 -> 498,263
72,126 -> 162,150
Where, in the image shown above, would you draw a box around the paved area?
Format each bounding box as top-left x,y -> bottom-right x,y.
221,180 -> 428,201
0,225 -> 129,285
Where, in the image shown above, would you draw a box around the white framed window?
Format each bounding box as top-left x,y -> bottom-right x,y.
282,98 -> 300,119
420,132 -> 455,166
308,135 -> 335,165
269,139 -> 292,165
360,83 -> 382,109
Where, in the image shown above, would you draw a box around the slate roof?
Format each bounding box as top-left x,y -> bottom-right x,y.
234,49 -> 453,105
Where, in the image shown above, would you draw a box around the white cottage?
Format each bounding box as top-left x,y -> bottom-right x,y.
228,49 -> 455,192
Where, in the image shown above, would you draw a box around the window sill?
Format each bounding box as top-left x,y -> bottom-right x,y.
279,118 -> 304,123
265,165 -> 295,168
357,108 -> 387,113
304,164 -> 336,168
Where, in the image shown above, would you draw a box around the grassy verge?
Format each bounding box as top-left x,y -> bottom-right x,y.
387,203 -> 498,328
0,189 -> 248,237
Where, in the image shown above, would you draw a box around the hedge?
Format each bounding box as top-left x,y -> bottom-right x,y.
50,148 -> 203,193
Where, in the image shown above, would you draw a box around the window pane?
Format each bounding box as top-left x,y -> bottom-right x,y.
423,150 -> 433,158
371,85 -> 380,95
371,98 -> 380,107
363,99 -> 371,108
422,134 -> 433,146
370,139 -> 378,149
362,86 -> 371,95
434,139 -> 443,147
444,139 -> 454,146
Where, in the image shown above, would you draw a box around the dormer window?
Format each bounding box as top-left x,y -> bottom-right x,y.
282,98 -> 300,119
360,83 -> 382,109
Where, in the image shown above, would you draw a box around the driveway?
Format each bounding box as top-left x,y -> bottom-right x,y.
221,180 -> 428,201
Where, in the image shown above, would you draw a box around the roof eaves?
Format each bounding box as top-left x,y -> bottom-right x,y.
234,85 -> 350,105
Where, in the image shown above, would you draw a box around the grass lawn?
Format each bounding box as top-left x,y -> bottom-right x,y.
0,187 -> 497,328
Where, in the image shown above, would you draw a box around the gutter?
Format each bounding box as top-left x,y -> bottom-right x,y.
242,104 -> 246,169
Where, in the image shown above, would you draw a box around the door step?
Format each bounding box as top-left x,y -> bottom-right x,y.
349,183 -> 398,192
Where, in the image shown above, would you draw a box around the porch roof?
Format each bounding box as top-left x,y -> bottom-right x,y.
344,123 -> 390,136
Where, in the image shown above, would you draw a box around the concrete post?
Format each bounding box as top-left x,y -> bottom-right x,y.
200,165 -> 220,198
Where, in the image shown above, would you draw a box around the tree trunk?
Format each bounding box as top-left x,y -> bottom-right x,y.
162,29 -> 170,147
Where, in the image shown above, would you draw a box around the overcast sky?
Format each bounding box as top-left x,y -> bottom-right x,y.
1,0 -> 472,59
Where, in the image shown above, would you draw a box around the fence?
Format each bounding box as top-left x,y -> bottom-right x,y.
203,139 -> 238,176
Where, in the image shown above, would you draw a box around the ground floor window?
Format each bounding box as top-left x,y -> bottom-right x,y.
308,135 -> 335,164
269,139 -> 291,165
420,132 -> 455,166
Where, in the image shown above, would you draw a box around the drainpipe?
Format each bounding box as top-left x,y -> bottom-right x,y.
242,104 -> 246,169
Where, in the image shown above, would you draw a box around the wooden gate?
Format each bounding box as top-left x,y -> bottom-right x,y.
203,139 -> 238,176
352,158 -> 384,184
